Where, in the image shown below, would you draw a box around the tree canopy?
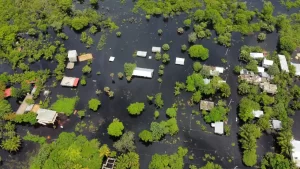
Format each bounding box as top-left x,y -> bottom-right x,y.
107,118 -> 124,137
127,102 -> 145,115
188,45 -> 209,60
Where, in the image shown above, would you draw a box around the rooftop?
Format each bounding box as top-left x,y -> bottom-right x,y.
250,52 -> 264,59
136,51 -> 147,57
68,50 -> 77,62
262,58 -> 274,67
260,82 -> 277,94
278,54 -> 289,72
16,94 -> 33,115
109,56 -> 115,62
60,76 -> 79,87
152,47 -> 161,53
66,62 -> 74,69
175,57 -> 185,65
291,62 -> 300,76
212,122 -> 224,135
252,110 -> 264,118
78,53 -> 93,62
200,100 -> 214,111
291,139 -> 300,168
271,120 -> 282,130
257,66 -> 265,73
132,67 -> 154,78
36,108 -> 58,125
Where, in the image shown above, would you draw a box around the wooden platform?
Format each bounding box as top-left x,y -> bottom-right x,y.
78,53 -> 93,62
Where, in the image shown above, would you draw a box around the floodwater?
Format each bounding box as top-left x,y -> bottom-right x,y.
0,0 -> 299,169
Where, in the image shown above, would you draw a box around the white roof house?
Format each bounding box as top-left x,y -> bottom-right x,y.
175,57 -> 185,65
132,67 -> 154,78
278,54 -> 289,72
260,72 -> 272,79
250,53 -> 264,59
215,67 -> 224,73
68,50 -> 78,62
252,110 -> 264,118
152,47 -> 161,53
291,62 -> 300,76
262,58 -> 273,68
291,139 -> 300,168
60,76 -> 79,87
109,56 -> 115,62
36,109 -> 58,125
257,66 -> 265,73
271,120 -> 282,130
211,122 -> 224,135
136,51 -> 147,57
203,78 -> 210,85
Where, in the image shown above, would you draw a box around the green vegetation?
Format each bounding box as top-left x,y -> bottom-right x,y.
139,130 -> 153,142
183,19 -> 192,27
97,34 -> 107,50
116,31 -> 122,37
107,118 -> 124,137
149,147 -> 188,169
261,152 -> 293,169
158,29 -> 163,35
115,152 -> 140,169
5,112 -> 37,125
258,33 -> 266,41
166,107 -> 178,118
193,62 -> 202,72
162,53 -> 170,63
77,110 -> 86,118
188,45 -> 209,60
82,64 -> 92,74
23,131 -> 46,145
162,44 -> 170,51
127,102 -> 145,115
113,131 -> 136,152
181,44 -> 187,51
154,110 -> 160,119
51,96 -> 79,116
154,93 -> 164,109
80,76 -> 87,86
124,63 -> 137,80
29,132 -> 107,168
200,162 -> 222,169
177,27 -> 184,34
88,98 -> 101,111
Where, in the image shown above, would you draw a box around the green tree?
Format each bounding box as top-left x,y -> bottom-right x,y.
261,152 -> 292,169
115,152 -> 140,169
219,83 -> 231,97
267,64 -> 280,76
162,53 -> 170,63
243,150 -> 257,167
113,131 -> 136,152
82,65 -> 92,74
181,44 -> 187,51
183,19 -> 192,27
89,25 -> 98,34
192,90 -> 202,103
200,162 -> 222,169
162,44 -> 170,51
188,45 -> 209,60
88,98 -> 101,111
204,105 -> 229,123
150,122 -> 164,140
258,33 -> 266,41
139,130 -> 153,142
239,97 -> 260,122
154,93 -> 164,109
154,110 -> 160,119
193,62 -> 202,72
71,16 -> 89,31
1,135 -> 21,152
90,0 -> 98,5
245,60 -> 258,72
260,94 -> 274,105
0,100 -> 12,118
58,0 -> 72,11
127,102 -> 145,115
107,118 -> 124,137
166,107 -> 177,118
158,29 -> 163,35
238,83 -> 250,95
188,32 -> 197,43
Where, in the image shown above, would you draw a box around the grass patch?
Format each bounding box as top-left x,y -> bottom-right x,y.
50,95 -> 79,116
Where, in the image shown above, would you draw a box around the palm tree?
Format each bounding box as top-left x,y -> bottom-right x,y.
1,135 -> 21,152
277,131 -> 293,155
127,152 -> 139,168
99,144 -> 110,158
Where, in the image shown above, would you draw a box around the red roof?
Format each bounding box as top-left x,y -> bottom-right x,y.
4,88 -> 11,97
73,78 -> 79,87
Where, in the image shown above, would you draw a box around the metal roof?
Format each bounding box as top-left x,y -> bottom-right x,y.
36,109 -> 58,125
68,50 -> 77,62
252,110 -> 264,118
250,52 -> 264,59
175,57 -> 185,65
109,56 -> 115,62
257,66 -> 265,73
291,62 -> 300,76
272,120 -> 282,130
213,122 -> 224,135
152,47 -> 161,53
291,139 -> 300,168
278,54 -> 289,72
60,76 -> 79,87
136,51 -> 147,57
262,58 -> 273,67
132,67 -> 154,78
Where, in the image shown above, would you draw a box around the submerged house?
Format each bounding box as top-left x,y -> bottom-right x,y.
291,139 -> 300,168
252,110 -> 264,118
291,62 -> 300,76
250,52 -> 264,59
200,100 -> 214,111
211,122 -> 224,135
60,76 -> 79,87
240,69 -> 254,75
132,67 -> 154,78
68,50 -> 78,62
262,58 -> 274,68
260,82 -> 277,94
36,108 -> 58,125
278,54 -> 289,72
239,74 -> 263,85
136,51 -> 147,57
109,56 -> 115,62
271,120 -> 282,130
175,57 -> 185,65
210,66 -> 224,76
102,157 -> 116,169
152,47 -> 161,53
78,53 -> 93,62
257,66 -> 265,73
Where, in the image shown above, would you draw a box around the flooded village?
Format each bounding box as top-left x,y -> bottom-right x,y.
1,0 -> 300,169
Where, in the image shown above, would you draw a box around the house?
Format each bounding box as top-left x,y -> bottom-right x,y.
152,47 -> 161,53
175,57 -> 185,65
278,54 -> 289,72
78,53 -> 93,62
215,67 -> 224,73
260,82 -> 277,94
240,69 -> 254,75
250,53 -> 264,59
239,74 -> 263,85
132,67 -> 154,78
291,62 -> 300,76
16,94 -> 33,115
291,139 -> 300,168
68,50 -> 77,62
60,76 -> 79,87
200,100 -> 214,111
25,104 -> 34,112
66,62 -> 74,69
102,157 -> 116,169
262,58 -> 274,68
211,122 -> 224,135
4,88 -> 11,98
31,86 -> 37,95
109,56 -> 115,62
252,110 -> 264,118
36,108 -> 58,125
257,66 -> 265,73
260,72 -> 273,80
203,78 -> 210,85
209,66 -> 224,76
136,51 -> 147,57
271,120 -> 282,130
